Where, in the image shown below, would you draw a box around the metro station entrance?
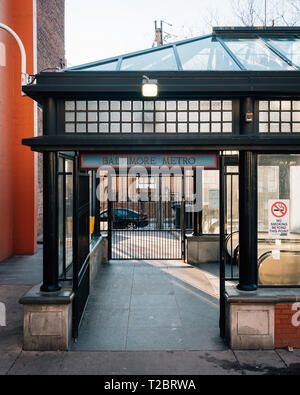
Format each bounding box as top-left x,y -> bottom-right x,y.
72,151 -> 223,346
20,26 -> 300,351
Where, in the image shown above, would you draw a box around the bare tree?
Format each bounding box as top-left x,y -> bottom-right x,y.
158,0 -> 300,47
231,0 -> 258,26
231,0 -> 300,26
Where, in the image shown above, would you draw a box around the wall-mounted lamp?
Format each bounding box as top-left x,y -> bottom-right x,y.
0,22 -> 31,95
142,75 -> 158,97
245,112 -> 253,123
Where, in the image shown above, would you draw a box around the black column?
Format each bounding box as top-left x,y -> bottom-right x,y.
94,171 -> 101,237
237,151 -> 258,291
240,97 -> 254,135
40,151 -> 61,292
219,154 -> 226,338
43,97 -> 57,136
193,168 -> 202,236
193,168 -> 199,235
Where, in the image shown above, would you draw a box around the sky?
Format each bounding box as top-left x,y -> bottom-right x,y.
65,0 -> 238,67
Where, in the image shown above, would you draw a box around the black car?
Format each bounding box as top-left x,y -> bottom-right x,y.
100,208 -> 149,229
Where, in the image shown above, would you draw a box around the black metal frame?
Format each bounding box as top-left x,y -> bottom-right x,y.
57,153 -> 74,281
72,154 -> 90,339
219,153 -> 226,338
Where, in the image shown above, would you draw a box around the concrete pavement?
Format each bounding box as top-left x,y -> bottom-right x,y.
0,246 -> 300,375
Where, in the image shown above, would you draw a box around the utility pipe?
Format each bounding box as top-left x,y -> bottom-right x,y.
0,22 -> 29,90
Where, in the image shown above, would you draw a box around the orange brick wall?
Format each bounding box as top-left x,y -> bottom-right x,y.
275,304 -> 300,349
0,0 -> 65,260
0,0 -> 37,260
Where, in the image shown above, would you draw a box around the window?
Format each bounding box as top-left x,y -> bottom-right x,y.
0,42 -> 6,67
58,156 -> 73,279
258,154 -> 300,286
64,100 -> 234,134
259,100 -> 300,133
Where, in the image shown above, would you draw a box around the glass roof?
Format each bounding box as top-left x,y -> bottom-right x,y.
121,47 -> 178,71
223,38 -> 294,71
177,37 -> 240,71
265,37 -> 300,67
65,28 -> 300,72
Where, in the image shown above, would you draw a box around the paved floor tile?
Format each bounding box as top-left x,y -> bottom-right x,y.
8,352 -> 64,375
1,249 -> 299,375
74,260 -> 224,352
276,349 -> 300,375
72,326 -> 128,351
128,307 -> 182,329
126,327 -> 186,351
234,350 -> 287,375
130,294 -> 177,308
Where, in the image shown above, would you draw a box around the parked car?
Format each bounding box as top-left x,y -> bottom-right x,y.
100,208 -> 149,229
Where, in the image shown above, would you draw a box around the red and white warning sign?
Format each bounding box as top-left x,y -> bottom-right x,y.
268,200 -> 289,236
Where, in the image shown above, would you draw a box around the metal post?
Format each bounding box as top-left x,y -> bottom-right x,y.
94,171 -> 101,237
219,153 -> 226,337
237,151 -> 258,291
72,154 -> 79,294
193,168 -> 199,236
198,168 -> 203,235
40,152 -> 61,293
107,173 -> 112,260
192,167 -> 203,235
264,0 -> 267,27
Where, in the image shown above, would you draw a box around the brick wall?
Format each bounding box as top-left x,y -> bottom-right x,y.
37,0 -> 65,73
36,0 -> 65,237
275,304 -> 300,349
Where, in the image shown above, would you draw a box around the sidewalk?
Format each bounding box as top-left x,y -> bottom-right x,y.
0,247 -> 299,375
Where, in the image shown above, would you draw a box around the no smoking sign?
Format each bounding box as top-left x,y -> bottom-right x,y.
271,201 -> 288,218
269,200 -> 289,236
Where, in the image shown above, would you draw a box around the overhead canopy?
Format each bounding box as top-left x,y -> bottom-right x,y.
65,27 -> 300,72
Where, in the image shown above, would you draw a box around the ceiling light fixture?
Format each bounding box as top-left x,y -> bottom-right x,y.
142,75 -> 158,97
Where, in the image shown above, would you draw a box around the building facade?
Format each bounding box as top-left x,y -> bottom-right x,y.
0,0 -> 65,261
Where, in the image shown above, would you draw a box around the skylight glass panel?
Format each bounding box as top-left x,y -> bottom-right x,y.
82,61 -> 118,71
223,38 -> 293,71
266,38 -> 300,67
120,47 -> 178,71
177,37 -> 240,71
